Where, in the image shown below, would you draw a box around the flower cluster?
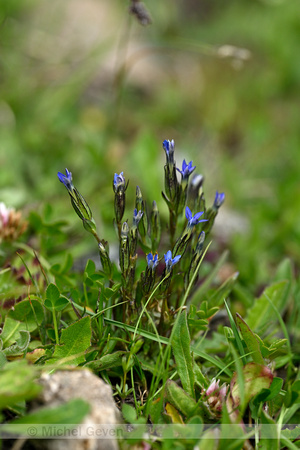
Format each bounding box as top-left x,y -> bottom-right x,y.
203,379 -> 228,417
0,202 -> 27,242
58,138 -> 225,327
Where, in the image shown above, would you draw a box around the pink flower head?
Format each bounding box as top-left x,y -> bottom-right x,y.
206,378 -> 220,396
204,378 -> 228,414
0,202 -> 13,227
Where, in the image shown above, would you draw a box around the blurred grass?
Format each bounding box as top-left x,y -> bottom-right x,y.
1,0 -> 300,288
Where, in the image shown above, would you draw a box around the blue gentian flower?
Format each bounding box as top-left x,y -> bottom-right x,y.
162,139 -> 175,164
113,172 -> 126,192
164,250 -> 181,271
57,168 -> 73,191
147,252 -> 159,270
214,191 -> 225,209
133,208 -> 143,227
177,160 -> 196,180
185,206 -> 207,227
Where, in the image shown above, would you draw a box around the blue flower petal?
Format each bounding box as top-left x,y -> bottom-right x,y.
172,255 -> 181,265
57,168 -> 73,189
185,206 -> 192,220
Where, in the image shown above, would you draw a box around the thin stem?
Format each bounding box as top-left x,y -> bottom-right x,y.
52,310 -> 59,345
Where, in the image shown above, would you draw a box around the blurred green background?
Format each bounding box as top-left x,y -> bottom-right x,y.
1,0 -> 300,290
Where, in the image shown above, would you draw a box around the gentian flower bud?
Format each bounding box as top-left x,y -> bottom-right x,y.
189,173 -> 204,196
133,208 -> 143,228
142,252 -> 159,294
188,173 -> 205,212
186,231 -> 205,286
130,209 -> 143,256
98,242 -> 112,276
113,172 -> 126,193
162,139 -> 178,203
163,139 -> 175,165
58,169 -> 93,221
150,201 -> 161,251
113,172 -> 127,224
214,191 -> 225,209
119,222 -> 130,274
135,186 -> 148,239
57,168 -> 74,192
201,191 -> 225,236
176,160 -> 197,214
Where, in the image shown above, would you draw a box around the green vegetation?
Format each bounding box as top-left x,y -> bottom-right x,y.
0,1 -> 300,448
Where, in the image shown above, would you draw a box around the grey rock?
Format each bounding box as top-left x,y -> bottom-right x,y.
31,369 -> 121,450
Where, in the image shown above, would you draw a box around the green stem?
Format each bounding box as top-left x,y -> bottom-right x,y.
52,310 -> 59,345
169,208 -> 177,248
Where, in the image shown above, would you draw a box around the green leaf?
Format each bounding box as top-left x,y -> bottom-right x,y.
224,301 -> 246,364
103,317 -> 232,376
84,351 -> 128,371
2,330 -> 30,357
207,272 -> 239,307
45,283 -> 69,312
219,404 -> 249,450
47,316 -> 92,366
230,363 -> 274,407
0,352 -> 7,368
253,377 -> 283,405
260,411 -> 279,449
3,398 -> 90,437
165,379 -> 198,418
193,363 -> 208,390
191,250 -> 229,305
0,317 -> 24,348
45,296 -> 69,312
188,306 -> 208,331
0,360 -> 41,410
165,403 -> 184,424
84,259 -> 96,278
273,258 -> 293,283
46,283 -> 60,302
281,425 -> 300,442
197,301 -> 219,320
171,311 -> 195,399
122,403 -> 137,424
246,280 -> 290,332
235,313 -> 264,365
255,335 -> 287,359
8,299 -> 44,332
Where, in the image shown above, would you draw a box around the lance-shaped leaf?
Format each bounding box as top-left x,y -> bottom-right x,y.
47,316 -> 92,366
171,311 -> 195,398
165,403 -> 184,424
207,271 -> 239,307
84,351 -> 128,372
246,280 -> 290,332
165,379 -> 199,418
235,313 -> 264,365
